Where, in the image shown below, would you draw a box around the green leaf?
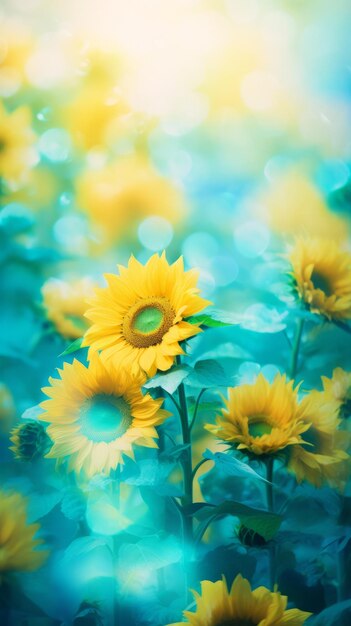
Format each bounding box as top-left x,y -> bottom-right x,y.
203,450 -> 270,484
59,336 -> 84,356
186,310 -> 236,328
194,500 -> 282,542
185,359 -> 233,388
143,365 -> 191,394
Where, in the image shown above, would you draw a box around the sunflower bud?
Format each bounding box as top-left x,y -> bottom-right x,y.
10,420 -> 51,461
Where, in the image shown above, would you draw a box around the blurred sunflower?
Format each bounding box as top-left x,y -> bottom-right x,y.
288,389 -> 349,488
166,574 -> 311,626
322,367 -> 351,419
0,20 -> 33,96
42,277 -> 97,339
10,420 -> 52,462
75,155 -> 185,246
39,355 -> 170,477
0,102 -> 36,184
289,238 -> 351,321
206,374 -> 310,458
0,491 -> 48,575
83,253 -> 210,377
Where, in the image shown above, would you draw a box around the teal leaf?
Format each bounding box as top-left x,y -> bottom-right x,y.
334,320 -> 351,335
124,459 -> 182,496
27,488 -> 63,522
160,444 -> 190,461
311,600 -> 351,625
203,450 -> 270,484
185,359 -> 233,388
59,336 -> 83,356
21,404 -> 44,421
199,342 -> 252,361
194,500 -> 282,542
0,203 -> 34,235
143,365 -> 191,394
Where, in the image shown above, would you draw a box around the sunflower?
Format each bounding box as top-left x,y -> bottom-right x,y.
0,102 -> 35,184
206,374 -> 310,458
287,389 -> 349,488
166,574 -> 311,626
76,155 -> 185,247
10,420 -> 52,462
83,253 -> 211,377
322,367 -> 351,419
289,237 -> 351,321
42,277 -> 97,340
39,355 -> 170,477
0,491 -> 48,575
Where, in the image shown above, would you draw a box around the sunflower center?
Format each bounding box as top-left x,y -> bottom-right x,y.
248,417 -> 273,438
80,394 -> 132,443
311,270 -> 332,296
123,296 -> 175,348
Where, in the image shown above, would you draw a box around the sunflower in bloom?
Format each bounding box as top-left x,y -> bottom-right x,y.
42,277 -> 97,340
289,237 -> 351,321
0,102 -> 35,184
206,374 -> 310,458
0,491 -> 48,575
287,389 -> 349,488
83,253 -> 211,377
166,574 -> 311,626
39,356 -> 170,477
321,367 -> 351,419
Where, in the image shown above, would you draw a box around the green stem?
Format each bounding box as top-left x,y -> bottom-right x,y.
192,458 -> 209,480
289,318 -> 304,380
265,458 -> 276,589
175,356 -> 194,553
189,388 -> 206,432
112,467 -> 121,626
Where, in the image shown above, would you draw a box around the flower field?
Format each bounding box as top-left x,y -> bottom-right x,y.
1,1 -> 351,625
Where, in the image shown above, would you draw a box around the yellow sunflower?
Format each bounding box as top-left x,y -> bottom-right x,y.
0,491 -> 48,575
167,574 -> 311,626
0,102 -> 35,184
322,367 -> 351,419
76,155 -> 185,247
206,374 -> 310,457
287,389 -> 349,488
83,253 -> 211,377
289,237 -> 351,321
42,277 -> 97,340
39,355 -> 170,477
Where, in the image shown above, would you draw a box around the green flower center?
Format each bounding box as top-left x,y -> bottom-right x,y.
311,270 -> 332,296
248,418 -> 273,438
123,296 -> 175,348
133,306 -> 164,334
80,394 -> 132,443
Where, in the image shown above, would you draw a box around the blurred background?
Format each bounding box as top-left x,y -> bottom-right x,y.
1,0 -> 351,420
1,2 -> 351,624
